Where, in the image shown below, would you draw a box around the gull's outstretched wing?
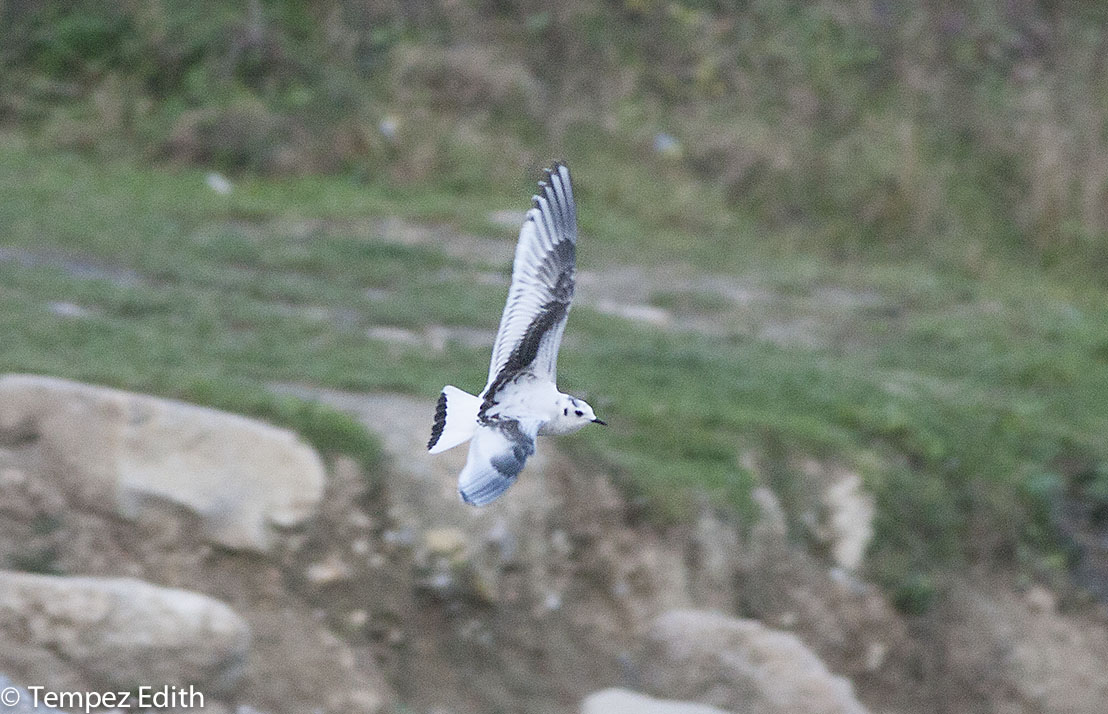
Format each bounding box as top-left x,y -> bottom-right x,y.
483,163 -> 577,402
457,418 -> 541,506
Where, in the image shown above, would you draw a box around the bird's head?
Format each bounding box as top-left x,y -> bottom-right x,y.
557,394 -> 606,429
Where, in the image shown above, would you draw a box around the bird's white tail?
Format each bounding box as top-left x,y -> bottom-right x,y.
427,386 -> 482,454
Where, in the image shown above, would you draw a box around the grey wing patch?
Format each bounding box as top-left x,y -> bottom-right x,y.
479,258 -> 573,418
457,418 -> 539,506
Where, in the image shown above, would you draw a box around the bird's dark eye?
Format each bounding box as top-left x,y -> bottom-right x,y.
575,410 -> 583,416
563,408 -> 569,416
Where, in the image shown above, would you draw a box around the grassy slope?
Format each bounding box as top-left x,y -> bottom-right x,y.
4,132 -> 1108,607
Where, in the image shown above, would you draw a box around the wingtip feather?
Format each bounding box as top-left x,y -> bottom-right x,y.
459,473 -> 517,506
427,390 -> 448,451
541,161 -> 569,180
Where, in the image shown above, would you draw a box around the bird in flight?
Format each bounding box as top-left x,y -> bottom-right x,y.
427,162 -> 605,506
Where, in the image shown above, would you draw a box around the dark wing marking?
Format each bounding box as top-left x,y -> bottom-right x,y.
427,390 -> 449,450
483,162 -> 577,405
457,418 -> 540,506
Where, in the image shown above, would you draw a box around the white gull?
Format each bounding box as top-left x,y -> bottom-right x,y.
427,162 -> 605,506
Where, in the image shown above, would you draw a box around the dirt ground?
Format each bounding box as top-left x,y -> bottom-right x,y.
4,387 -> 1108,714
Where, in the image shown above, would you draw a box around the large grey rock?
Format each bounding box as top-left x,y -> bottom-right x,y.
0,374 -> 325,551
643,610 -> 870,714
582,689 -> 734,714
0,571 -> 250,691
0,674 -> 65,713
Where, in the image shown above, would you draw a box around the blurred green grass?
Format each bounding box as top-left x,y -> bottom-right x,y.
5,0 -> 1108,609
7,1 -> 1108,274
4,135 -> 1108,610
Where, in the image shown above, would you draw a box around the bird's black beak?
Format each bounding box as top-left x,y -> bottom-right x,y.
592,418 -> 607,425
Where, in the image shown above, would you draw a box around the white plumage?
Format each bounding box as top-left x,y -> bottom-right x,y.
427,162 -> 605,506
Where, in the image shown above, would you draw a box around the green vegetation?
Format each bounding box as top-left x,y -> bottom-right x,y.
4,135 -> 1108,608
4,1 -> 1108,610
5,1 -> 1108,272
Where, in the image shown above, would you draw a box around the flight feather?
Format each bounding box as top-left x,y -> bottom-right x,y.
484,162 -> 577,399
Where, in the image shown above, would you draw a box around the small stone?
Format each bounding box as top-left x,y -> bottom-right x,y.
306,553 -> 352,586
864,641 -> 888,671
346,689 -> 385,713
653,132 -> 683,158
582,688 -> 729,714
423,527 -> 467,557
205,172 -> 233,195
425,571 -> 453,593
199,703 -> 231,714
47,301 -> 94,318
550,529 -> 572,558
347,510 -> 374,529
382,528 -> 415,549
1025,585 -> 1056,613
378,116 -> 399,142
484,520 -> 517,564
236,706 -> 268,714
0,468 -> 27,487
